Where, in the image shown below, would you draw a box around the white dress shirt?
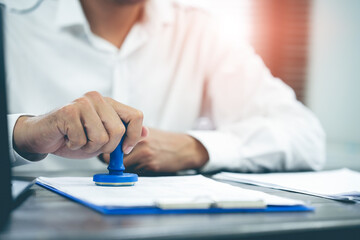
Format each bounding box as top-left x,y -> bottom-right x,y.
4,0 -> 326,172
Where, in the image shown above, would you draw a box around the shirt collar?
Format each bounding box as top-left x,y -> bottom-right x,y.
55,0 -> 174,30
55,0 -> 88,29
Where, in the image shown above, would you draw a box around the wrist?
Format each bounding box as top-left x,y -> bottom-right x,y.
13,115 -> 48,161
185,135 -> 209,170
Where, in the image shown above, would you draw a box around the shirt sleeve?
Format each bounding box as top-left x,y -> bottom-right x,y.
7,113 -> 36,167
189,17 -> 326,173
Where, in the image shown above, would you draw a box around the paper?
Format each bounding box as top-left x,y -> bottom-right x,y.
37,175 -> 305,209
213,168 -> 360,202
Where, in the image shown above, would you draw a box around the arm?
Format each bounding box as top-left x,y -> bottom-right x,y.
7,113 -> 37,167
190,23 -> 326,173
10,91 -> 147,166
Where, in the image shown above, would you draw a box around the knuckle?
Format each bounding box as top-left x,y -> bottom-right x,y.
132,110 -> 144,121
103,96 -> 111,102
119,124 -> 126,134
142,147 -> 154,159
97,133 -> 109,145
117,125 -> 126,138
74,96 -> 90,105
112,126 -> 122,138
136,110 -> 144,120
59,104 -> 78,120
75,138 -> 87,147
101,145 -> 115,154
84,91 -> 103,101
110,127 -> 124,142
103,97 -> 115,106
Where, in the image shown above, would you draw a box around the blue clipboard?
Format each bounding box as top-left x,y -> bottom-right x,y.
36,181 -> 314,215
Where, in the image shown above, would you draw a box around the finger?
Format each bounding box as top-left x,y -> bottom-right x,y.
85,92 -> 125,154
105,98 -> 144,154
76,97 -> 109,154
133,164 -> 161,176
141,126 -> 149,139
98,153 -> 110,164
134,159 -> 161,173
134,162 -> 150,172
123,111 -> 144,154
123,142 -> 147,169
105,127 -> 147,166
103,153 -> 110,163
58,104 -> 87,150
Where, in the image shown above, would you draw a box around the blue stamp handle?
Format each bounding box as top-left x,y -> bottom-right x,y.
108,135 -> 125,175
93,123 -> 138,186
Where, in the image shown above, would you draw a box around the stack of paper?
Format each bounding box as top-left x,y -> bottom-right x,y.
36,175 -> 311,214
213,168 -> 360,203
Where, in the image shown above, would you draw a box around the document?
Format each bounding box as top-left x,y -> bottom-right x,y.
213,168 -> 360,202
37,175 -> 306,211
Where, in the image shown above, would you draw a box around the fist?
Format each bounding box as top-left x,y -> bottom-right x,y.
13,91 -> 147,160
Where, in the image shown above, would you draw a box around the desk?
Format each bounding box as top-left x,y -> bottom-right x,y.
1,170 -> 360,240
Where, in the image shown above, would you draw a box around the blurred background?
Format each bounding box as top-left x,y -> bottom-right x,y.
178,0 -> 360,170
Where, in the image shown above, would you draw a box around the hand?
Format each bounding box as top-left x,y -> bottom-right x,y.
13,91 -> 147,161
100,128 -> 209,175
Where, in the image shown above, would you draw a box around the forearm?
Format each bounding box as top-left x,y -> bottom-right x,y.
181,134 -> 209,170
7,114 -> 47,167
13,115 -> 48,161
200,36 -> 325,172
189,109 -> 326,173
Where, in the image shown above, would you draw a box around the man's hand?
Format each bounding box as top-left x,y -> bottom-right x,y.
100,128 -> 209,175
13,91 -> 147,161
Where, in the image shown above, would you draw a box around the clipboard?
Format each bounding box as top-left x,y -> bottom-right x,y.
37,181 -> 314,215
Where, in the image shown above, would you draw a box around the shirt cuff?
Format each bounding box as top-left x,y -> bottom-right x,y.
7,113 -> 36,167
187,130 -> 242,173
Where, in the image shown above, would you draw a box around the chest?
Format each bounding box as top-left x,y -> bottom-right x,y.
6,21 -> 206,130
